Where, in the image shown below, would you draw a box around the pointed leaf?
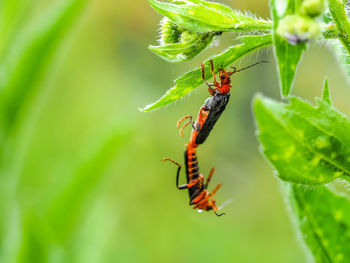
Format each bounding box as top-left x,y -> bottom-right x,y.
147,0 -> 271,33
254,93 -> 350,185
271,0 -> 306,97
322,77 -> 331,106
141,34 -> 272,111
287,184 -> 350,262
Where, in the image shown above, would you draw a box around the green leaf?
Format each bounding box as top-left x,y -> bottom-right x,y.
0,0 -> 30,57
287,184 -> 350,263
254,93 -> 350,185
147,0 -> 272,33
322,77 -> 331,106
141,34 -> 272,112
271,0 -> 306,97
46,128 -> 132,241
0,0 -> 87,133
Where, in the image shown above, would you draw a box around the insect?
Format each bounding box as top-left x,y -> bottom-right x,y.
164,101 -> 225,216
163,151 -> 225,216
163,59 -> 267,216
177,59 -> 268,145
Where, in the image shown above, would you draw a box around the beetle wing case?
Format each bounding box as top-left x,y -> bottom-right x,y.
195,93 -> 230,145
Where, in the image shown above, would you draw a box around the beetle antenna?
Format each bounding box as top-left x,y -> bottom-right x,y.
214,211 -> 225,217
229,60 -> 269,75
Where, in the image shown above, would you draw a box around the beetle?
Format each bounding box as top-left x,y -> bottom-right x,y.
163,153 -> 224,216
163,106 -> 225,216
163,59 -> 267,216
178,59 -> 268,145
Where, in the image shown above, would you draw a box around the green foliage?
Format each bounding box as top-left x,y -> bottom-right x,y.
287,184 -> 350,262
271,0 -> 306,97
328,0 -> 350,55
142,34 -> 272,111
322,77 -> 331,106
0,0 -> 138,262
147,0 -> 272,33
254,86 -> 350,185
0,0 -> 87,133
145,0 -> 350,261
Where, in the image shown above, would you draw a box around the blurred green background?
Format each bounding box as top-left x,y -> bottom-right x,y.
1,0 -> 350,262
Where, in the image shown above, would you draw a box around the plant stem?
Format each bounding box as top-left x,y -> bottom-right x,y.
328,0 -> 350,55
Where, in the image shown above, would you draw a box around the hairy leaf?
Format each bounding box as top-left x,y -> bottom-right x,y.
147,0 -> 271,33
254,92 -> 350,185
271,0 -> 306,97
141,34 -> 272,112
287,184 -> 350,262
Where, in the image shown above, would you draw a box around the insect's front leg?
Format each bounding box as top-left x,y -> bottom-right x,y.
201,62 -> 217,95
177,115 -> 199,136
209,59 -> 220,88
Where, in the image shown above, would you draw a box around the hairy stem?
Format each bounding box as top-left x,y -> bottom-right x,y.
328,0 -> 350,54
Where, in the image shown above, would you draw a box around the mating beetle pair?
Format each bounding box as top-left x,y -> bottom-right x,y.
164,59 -> 267,216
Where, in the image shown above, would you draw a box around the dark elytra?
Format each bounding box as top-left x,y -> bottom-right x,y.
195,93 -> 230,145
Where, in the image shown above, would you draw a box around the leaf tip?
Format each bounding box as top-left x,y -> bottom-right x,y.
252,92 -> 266,112
138,107 -> 146,112
138,104 -> 153,112
321,77 -> 332,106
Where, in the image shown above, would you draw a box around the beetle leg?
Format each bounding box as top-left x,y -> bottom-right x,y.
201,62 -> 217,95
177,115 -> 198,136
194,184 -> 222,207
190,190 -> 207,205
205,168 -> 215,189
162,158 -> 184,189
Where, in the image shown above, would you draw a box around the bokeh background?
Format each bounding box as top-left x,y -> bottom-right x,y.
1,0 -> 350,262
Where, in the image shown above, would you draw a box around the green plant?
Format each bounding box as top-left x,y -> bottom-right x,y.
0,1 -> 133,262
143,0 -> 350,261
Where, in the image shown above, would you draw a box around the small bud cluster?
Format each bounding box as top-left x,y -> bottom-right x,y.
152,18 -> 219,62
300,0 -> 325,17
277,0 -> 325,45
159,17 -> 182,45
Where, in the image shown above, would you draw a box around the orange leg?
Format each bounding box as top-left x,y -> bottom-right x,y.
209,184 -> 222,197
201,61 -> 217,95
179,120 -> 190,137
209,59 -> 217,84
177,115 -> 191,128
190,190 -> 206,205
162,158 -> 181,167
205,168 -> 215,189
194,184 -> 222,207
177,115 -> 197,137
177,179 -> 198,190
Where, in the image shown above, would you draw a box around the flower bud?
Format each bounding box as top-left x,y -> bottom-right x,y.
300,0 -> 325,18
150,18 -> 219,62
277,15 -> 321,45
159,17 -> 182,45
